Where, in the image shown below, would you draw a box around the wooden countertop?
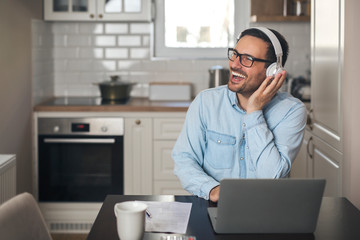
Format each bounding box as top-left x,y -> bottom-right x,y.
33,97 -> 191,112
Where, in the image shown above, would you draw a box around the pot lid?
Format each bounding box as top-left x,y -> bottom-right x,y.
99,81 -> 130,86
98,76 -> 133,86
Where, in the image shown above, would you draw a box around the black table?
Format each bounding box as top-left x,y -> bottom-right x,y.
87,195 -> 360,240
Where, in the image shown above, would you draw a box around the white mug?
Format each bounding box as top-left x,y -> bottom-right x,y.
114,201 -> 148,240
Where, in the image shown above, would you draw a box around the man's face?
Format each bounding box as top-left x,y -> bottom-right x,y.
228,35 -> 269,97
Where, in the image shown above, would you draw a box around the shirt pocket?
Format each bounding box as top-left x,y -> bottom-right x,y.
205,130 -> 236,169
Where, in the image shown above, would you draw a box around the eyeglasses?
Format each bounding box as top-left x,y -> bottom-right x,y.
227,48 -> 272,68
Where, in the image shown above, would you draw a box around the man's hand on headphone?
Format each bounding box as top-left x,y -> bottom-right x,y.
246,71 -> 287,114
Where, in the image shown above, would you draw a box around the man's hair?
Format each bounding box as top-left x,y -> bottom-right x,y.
238,28 -> 289,67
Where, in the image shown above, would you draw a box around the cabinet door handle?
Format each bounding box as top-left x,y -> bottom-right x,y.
98,14 -> 103,19
90,14 -> 94,18
306,136 -> 313,159
307,108 -> 313,130
135,119 -> 141,125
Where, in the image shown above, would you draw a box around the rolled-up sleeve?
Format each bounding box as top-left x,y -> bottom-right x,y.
243,102 -> 307,178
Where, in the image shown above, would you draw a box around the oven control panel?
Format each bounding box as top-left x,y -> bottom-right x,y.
38,118 -> 124,136
71,123 -> 90,132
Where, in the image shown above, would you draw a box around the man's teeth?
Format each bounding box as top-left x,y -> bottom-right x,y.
232,71 -> 245,78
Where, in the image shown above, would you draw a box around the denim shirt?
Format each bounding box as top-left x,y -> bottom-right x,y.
172,85 -> 307,200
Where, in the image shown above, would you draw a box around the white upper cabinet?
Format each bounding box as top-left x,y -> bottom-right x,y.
44,0 -> 152,21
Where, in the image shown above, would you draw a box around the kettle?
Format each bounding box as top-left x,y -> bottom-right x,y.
209,65 -> 229,88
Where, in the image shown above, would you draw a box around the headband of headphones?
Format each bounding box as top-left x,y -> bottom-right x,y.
237,27 -> 283,67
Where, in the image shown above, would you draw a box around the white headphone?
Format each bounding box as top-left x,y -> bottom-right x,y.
237,27 -> 284,77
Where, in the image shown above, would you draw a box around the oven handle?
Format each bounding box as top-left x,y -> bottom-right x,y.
43,138 -> 116,144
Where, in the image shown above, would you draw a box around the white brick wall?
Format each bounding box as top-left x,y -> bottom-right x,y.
105,48 -> 128,58
94,36 -> 117,46
32,20 -> 54,105
79,48 -> 103,58
118,36 -> 142,46
130,23 -> 152,34
32,21 -> 311,98
130,48 -> 150,59
79,23 -> 104,34
105,23 -> 128,34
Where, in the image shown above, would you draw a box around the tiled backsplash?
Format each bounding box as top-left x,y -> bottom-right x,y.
32,20 -> 54,106
32,20 -> 310,105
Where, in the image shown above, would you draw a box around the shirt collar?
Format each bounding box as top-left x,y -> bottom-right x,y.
227,87 -> 237,106
227,87 -> 246,113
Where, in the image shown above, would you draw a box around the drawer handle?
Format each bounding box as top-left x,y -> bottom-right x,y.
90,14 -> 94,18
135,119 -> 141,125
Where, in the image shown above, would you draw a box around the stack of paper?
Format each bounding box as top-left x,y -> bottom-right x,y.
137,201 -> 192,234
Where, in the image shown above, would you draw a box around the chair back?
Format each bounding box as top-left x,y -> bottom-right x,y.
0,192 -> 52,240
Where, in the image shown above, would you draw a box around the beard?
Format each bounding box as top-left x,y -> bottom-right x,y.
227,75 -> 257,97
228,81 -> 257,99
227,68 -> 266,97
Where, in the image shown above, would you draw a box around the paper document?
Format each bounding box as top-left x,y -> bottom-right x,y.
137,201 -> 192,234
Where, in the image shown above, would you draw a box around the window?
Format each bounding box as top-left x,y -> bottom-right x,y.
154,0 -> 250,59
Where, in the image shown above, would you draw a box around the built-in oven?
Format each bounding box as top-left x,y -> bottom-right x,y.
38,117 -> 124,203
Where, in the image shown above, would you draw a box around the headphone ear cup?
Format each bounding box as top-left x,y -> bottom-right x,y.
266,62 -> 284,77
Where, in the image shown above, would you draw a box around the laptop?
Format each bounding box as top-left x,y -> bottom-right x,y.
207,178 -> 326,234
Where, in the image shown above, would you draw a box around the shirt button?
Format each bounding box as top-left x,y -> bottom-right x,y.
246,146 -> 249,149
240,157 -> 244,160
242,123 -> 246,127
217,140 -> 221,143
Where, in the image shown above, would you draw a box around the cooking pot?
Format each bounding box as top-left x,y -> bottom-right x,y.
95,76 -> 133,101
209,65 -> 229,88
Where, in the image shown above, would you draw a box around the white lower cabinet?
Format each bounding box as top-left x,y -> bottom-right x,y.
153,141 -> 178,180
124,117 -> 153,195
290,129 -> 312,178
153,181 -> 189,195
153,141 -> 189,195
124,114 -> 188,195
312,136 -> 342,197
291,128 -> 342,197
153,117 -> 189,195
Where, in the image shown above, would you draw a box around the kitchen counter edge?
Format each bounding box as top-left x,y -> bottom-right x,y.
33,98 -> 192,112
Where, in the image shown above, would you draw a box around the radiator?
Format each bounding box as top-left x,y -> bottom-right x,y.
0,155 -> 16,204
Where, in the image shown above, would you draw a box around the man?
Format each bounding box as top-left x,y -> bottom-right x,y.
172,27 -> 307,202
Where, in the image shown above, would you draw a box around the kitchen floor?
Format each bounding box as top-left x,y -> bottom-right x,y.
51,234 -> 87,240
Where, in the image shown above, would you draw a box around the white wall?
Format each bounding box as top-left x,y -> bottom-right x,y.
0,0 -> 42,194
32,21 -> 311,99
342,0 -> 360,210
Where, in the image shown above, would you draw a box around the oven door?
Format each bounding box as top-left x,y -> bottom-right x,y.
38,135 -> 123,202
